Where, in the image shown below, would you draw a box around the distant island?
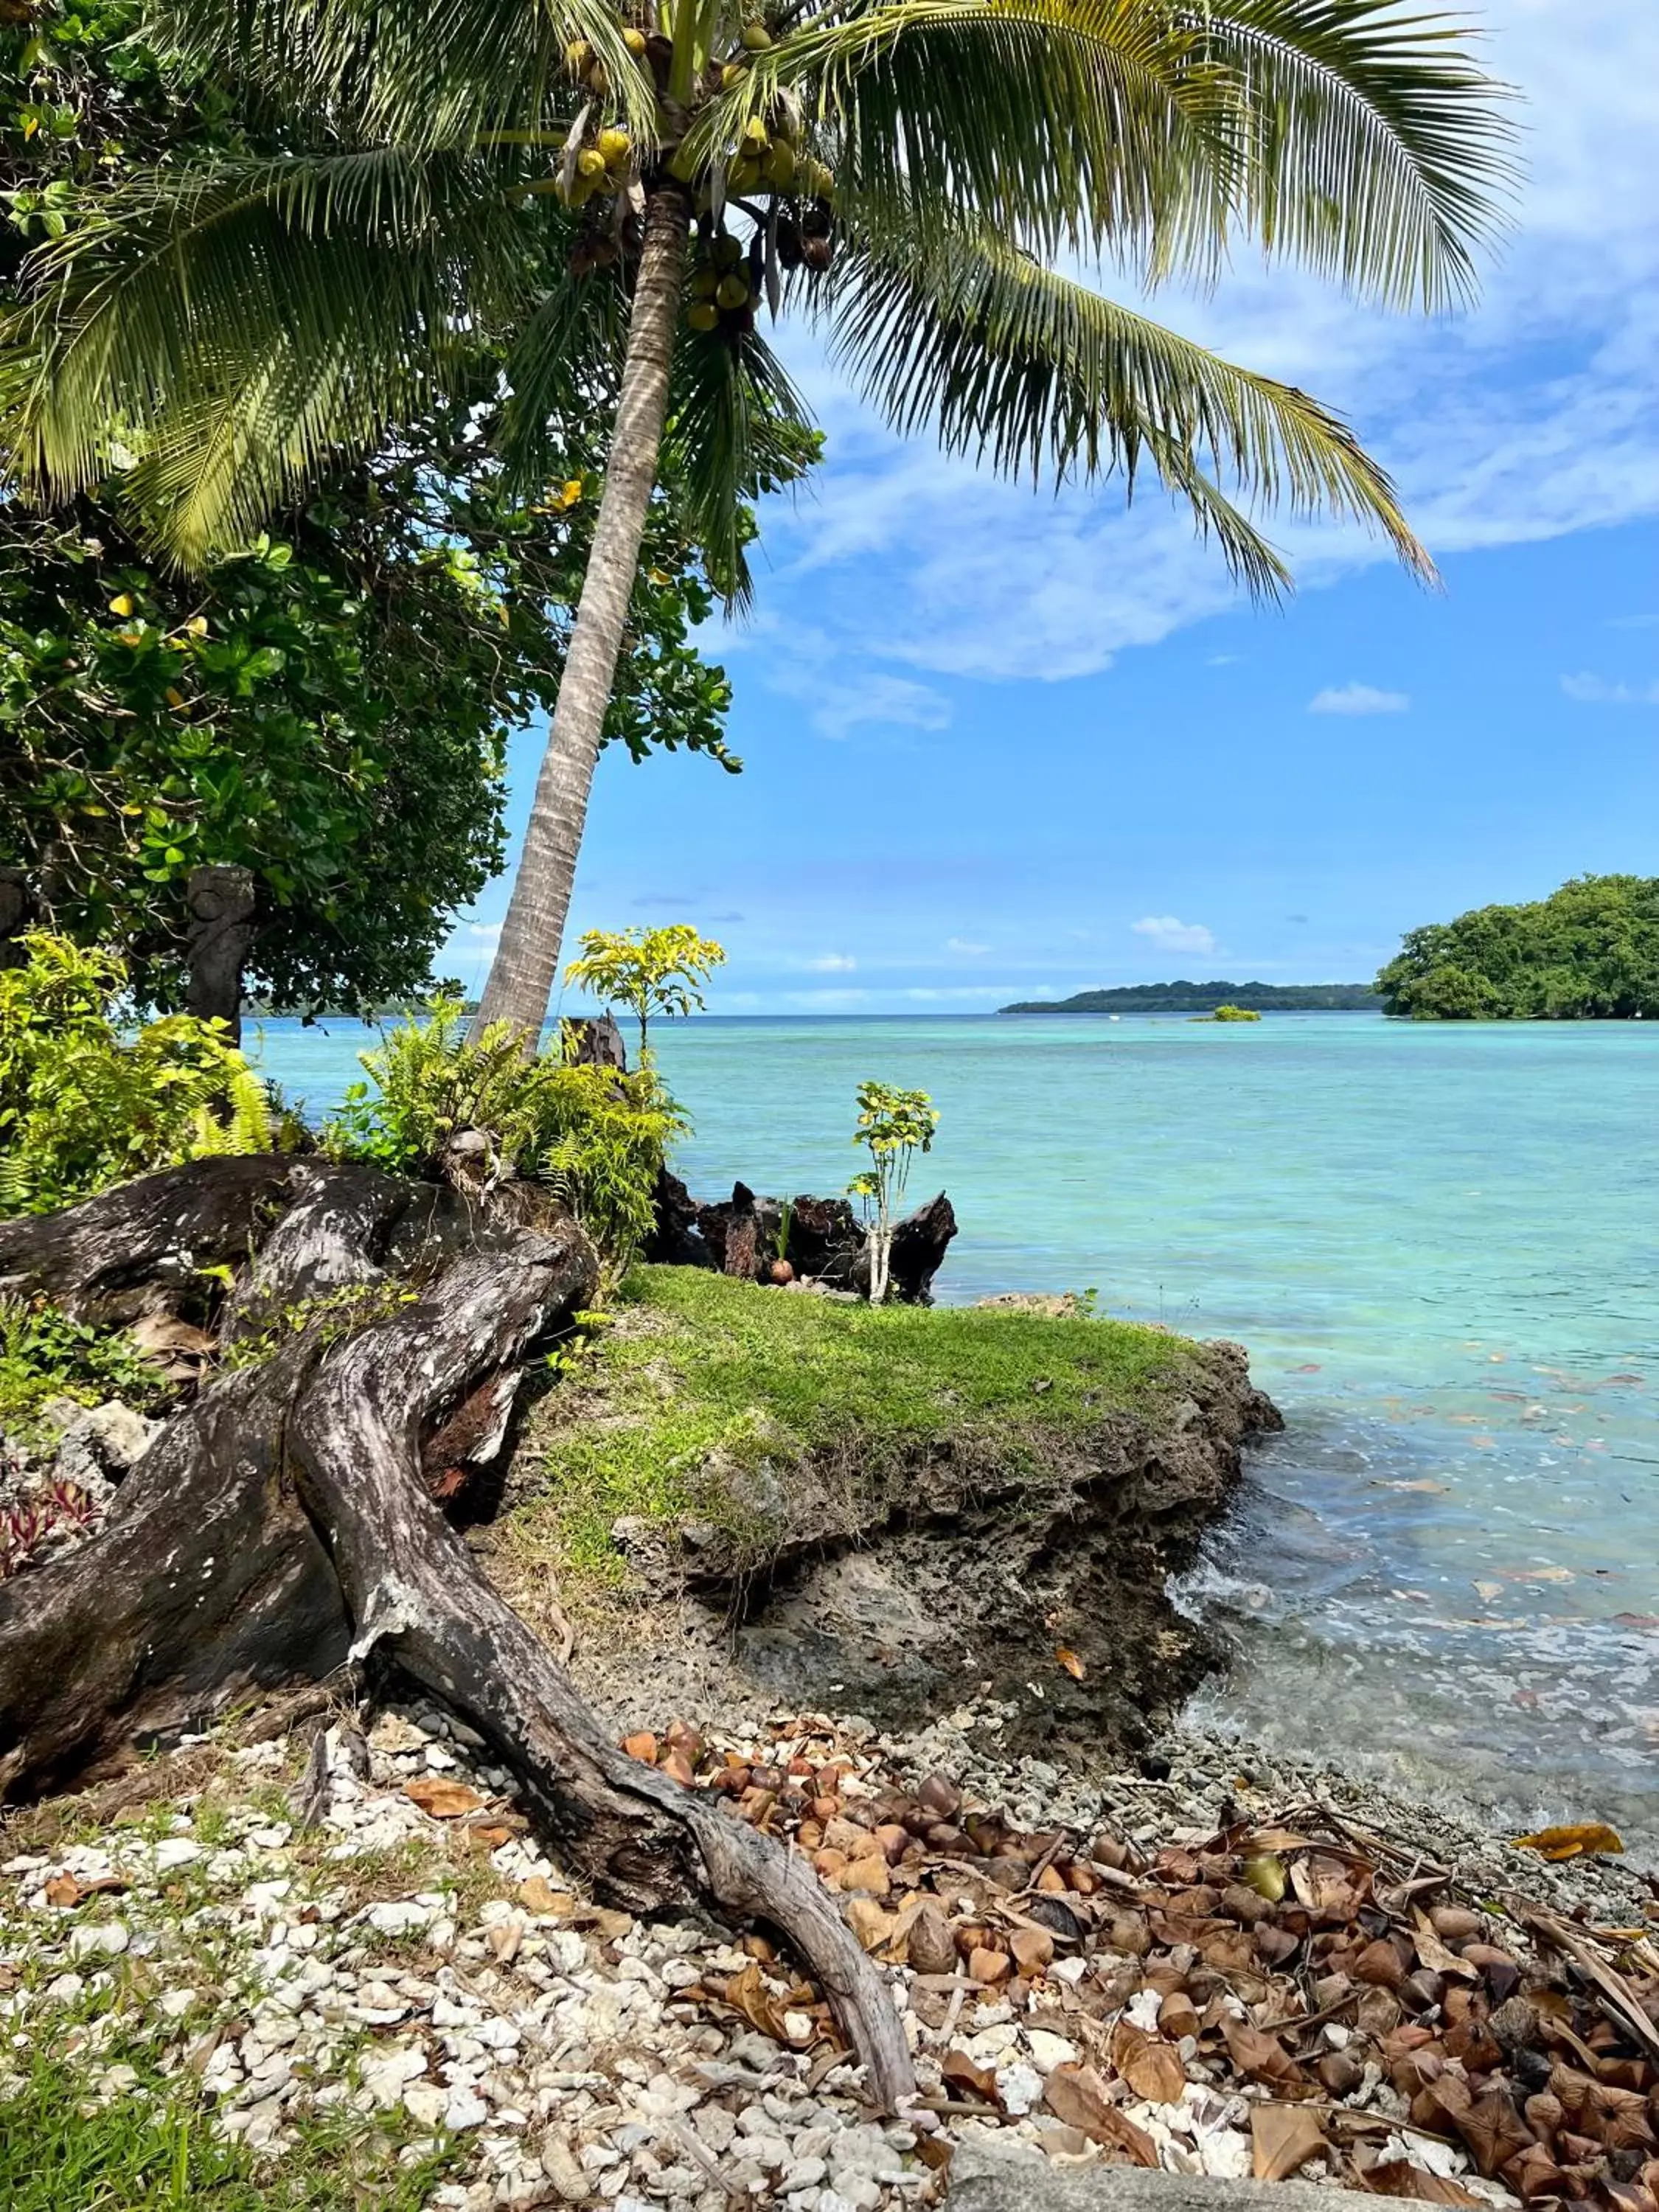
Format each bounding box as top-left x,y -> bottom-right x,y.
1001,980 -> 1381,1014
1376,874 -> 1659,1019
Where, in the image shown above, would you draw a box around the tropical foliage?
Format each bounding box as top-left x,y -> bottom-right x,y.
1377,877 -> 1659,1021
565,924 -> 727,1058
0,935 -> 272,1218
849,1079 -> 938,1304
0,1 -> 798,1015
0,0 -> 1513,1039
325,1001 -> 684,1268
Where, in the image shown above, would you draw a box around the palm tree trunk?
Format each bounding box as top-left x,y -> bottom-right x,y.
470,187 -> 692,1044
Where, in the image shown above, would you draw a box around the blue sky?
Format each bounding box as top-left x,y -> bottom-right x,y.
445,0 -> 1659,1014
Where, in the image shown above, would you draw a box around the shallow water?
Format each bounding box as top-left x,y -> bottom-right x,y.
252,1011 -> 1659,1853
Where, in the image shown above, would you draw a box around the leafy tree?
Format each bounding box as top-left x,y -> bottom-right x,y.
564,923 -> 726,1059
849,1079 -> 938,1305
1377,877 -> 1659,1020
0,934 -> 271,1218
0,1 -> 792,1014
2,0 -> 1512,1040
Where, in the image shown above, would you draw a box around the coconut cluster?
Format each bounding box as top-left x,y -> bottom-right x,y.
550,13 -> 839,338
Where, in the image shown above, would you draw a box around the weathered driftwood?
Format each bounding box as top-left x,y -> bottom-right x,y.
0,1162 -> 914,2108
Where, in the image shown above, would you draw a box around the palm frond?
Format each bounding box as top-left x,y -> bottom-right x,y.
698,0 -> 1512,301
4,150 -> 540,560
146,0 -> 655,150
693,0 -> 1239,269
821,220 -> 1435,594
1181,0 -> 1518,307
496,262 -> 631,493
663,324 -> 813,605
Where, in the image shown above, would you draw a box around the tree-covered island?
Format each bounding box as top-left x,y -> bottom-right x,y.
1376,874 -> 1659,1019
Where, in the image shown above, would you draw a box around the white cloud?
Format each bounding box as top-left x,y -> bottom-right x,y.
1561,671 -> 1659,705
1309,683 -> 1411,717
946,936 -> 991,954
1132,916 -> 1217,956
806,953 -> 858,972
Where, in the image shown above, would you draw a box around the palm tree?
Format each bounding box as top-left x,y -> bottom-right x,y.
4,0 -> 1511,1040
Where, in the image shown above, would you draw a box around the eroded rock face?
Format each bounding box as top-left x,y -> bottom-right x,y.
587,1341 -> 1283,1764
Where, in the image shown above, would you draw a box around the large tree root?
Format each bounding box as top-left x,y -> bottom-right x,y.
0,1164 -> 914,2110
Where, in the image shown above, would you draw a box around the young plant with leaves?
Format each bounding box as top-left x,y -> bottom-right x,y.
4,0 -> 1513,1040
564,923 -> 726,1059
849,1079 -> 938,1305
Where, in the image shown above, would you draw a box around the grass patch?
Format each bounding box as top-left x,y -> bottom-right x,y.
0,2040 -> 453,2211
509,1265 -> 1197,1587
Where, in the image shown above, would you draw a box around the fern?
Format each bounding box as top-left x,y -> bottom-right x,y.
324,998 -> 683,1273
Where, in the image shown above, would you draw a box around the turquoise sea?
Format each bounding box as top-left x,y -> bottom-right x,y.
251,1012 -> 1659,1855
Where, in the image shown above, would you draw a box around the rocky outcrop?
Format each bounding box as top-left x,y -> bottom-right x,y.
585,1339 -> 1283,1763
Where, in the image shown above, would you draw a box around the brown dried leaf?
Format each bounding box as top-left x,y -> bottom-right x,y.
1110,2020 -> 1187,2106
1456,2086 -> 1537,2178
1252,2103 -> 1328,2181
403,1776 -> 487,1820
44,1874 -> 81,1907
1357,2157 -> 1484,2205
942,2047 -> 1003,2107
1222,2015 -> 1304,2089
1043,2066 -> 1159,2166
517,1875 -> 574,1916
1054,1646 -> 1085,1681
723,1961 -> 791,2045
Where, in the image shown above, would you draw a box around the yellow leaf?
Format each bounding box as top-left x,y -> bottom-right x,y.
24,115 -> 38,139
165,686 -> 185,708
1513,1822 -> 1624,1861
108,593 -> 135,616
1242,1851 -> 1287,1902
1054,1646 -> 1085,1682
557,477 -> 584,509
186,615 -> 209,637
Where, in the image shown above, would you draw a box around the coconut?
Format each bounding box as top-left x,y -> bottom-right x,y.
720,60 -> 747,88
741,116 -> 770,153
740,21 -> 773,49
762,139 -> 796,187
690,265 -> 720,299
713,232 -> 744,269
686,301 -> 720,332
622,26 -> 647,54
576,146 -> 607,178
585,60 -> 609,95
597,127 -> 631,165
729,155 -> 761,192
563,38 -> 593,77
715,272 -> 750,310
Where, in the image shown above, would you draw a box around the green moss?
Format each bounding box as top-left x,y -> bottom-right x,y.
512,1265 -> 1193,1587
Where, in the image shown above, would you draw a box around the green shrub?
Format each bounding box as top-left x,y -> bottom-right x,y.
323,1001 -> 682,1270
0,1294 -> 169,1439
0,935 -> 273,1218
